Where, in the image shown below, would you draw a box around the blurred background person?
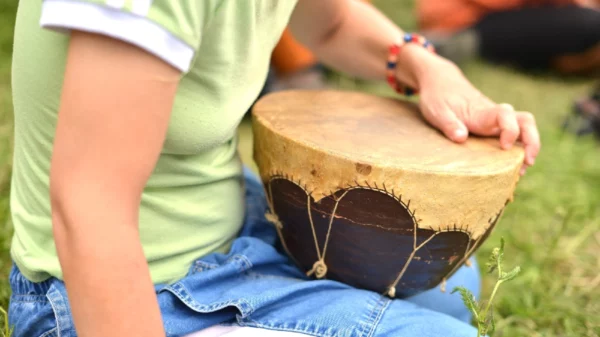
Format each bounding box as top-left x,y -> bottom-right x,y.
416,0 -> 600,75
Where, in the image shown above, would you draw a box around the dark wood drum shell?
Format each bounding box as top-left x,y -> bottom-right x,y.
252,90 -> 523,298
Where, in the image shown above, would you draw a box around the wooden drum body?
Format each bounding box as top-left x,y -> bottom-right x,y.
251,90 -> 523,298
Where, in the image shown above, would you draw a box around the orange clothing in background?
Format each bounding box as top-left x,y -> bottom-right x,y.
418,0 -> 579,33
271,28 -> 317,76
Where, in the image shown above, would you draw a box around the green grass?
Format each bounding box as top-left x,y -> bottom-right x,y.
0,0 -> 16,335
0,0 -> 17,314
2,0 -> 600,336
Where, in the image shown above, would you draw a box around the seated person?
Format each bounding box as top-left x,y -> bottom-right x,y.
417,0 -> 600,75
8,1 -> 539,336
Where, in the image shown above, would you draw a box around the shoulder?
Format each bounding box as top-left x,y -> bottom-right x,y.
39,0 -> 222,72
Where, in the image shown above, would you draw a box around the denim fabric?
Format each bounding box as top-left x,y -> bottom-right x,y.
9,167 -> 481,337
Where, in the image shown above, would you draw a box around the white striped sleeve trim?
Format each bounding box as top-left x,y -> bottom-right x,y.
132,0 -> 153,16
40,0 -> 194,72
105,0 -> 125,8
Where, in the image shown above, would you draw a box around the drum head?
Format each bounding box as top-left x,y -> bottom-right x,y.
252,89 -> 524,175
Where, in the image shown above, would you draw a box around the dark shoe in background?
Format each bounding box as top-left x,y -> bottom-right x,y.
422,29 -> 481,65
563,85 -> 600,138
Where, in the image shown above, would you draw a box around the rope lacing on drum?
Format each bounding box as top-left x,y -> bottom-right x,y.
264,211 -> 283,229
385,232 -> 440,298
264,179 -> 472,296
305,190 -> 349,279
440,278 -> 447,293
264,182 -> 298,267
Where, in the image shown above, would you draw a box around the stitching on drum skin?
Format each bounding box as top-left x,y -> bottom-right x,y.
265,173 -> 507,297
268,174 -> 428,286
432,225 -> 471,236
266,175 -> 335,279
344,180 -> 419,227
341,177 -> 467,293
269,170 -> 506,235
267,174 -> 450,295
443,207 -> 505,280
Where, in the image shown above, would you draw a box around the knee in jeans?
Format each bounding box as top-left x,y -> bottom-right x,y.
375,303 -> 480,337
412,316 -> 478,337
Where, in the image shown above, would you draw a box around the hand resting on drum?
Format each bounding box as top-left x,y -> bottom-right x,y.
289,0 -> 540,175
413,50 -> 540,175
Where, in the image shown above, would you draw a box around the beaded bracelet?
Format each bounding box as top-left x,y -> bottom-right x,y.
386,33 -> 436,96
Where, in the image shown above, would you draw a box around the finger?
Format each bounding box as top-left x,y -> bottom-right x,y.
516,112 -> 540,166
463,101 -> 509,137
486,104 -> 513,137
496,105 -> 520,150
422,105 -> 469,143
499,103 -> 515,113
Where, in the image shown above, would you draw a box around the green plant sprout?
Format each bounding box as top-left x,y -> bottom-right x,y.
452,237 -> 521,337
0,306 -> 11,337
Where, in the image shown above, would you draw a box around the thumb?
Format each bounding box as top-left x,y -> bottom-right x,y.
423,106 -> 469,143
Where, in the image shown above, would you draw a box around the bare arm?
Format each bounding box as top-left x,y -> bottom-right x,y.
51,31 -> 180,337
289,0 -> 540,172
289,0 -> 431,88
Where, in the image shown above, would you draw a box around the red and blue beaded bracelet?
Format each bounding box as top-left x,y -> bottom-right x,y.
386,33 -> 436,97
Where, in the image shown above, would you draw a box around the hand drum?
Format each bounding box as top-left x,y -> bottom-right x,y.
251,90 -> 523,298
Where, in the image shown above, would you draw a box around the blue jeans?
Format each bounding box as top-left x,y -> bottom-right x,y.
8,168 -> 481,337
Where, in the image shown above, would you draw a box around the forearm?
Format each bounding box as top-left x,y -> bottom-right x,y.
298,1 -> 455,91
53,200 -> 165,337
290,0 -> 541,166
46,29 -> 180,337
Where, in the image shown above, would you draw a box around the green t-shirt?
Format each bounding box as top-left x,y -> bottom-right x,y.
10,0 -> 297,283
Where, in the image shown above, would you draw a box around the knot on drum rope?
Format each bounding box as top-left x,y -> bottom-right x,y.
387,286 -> 396,298
264,211 -> 283,229
440,278 -> 447,293
307,260 -> 328,279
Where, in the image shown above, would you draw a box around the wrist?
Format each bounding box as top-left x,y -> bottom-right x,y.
395,42 -> 459,91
